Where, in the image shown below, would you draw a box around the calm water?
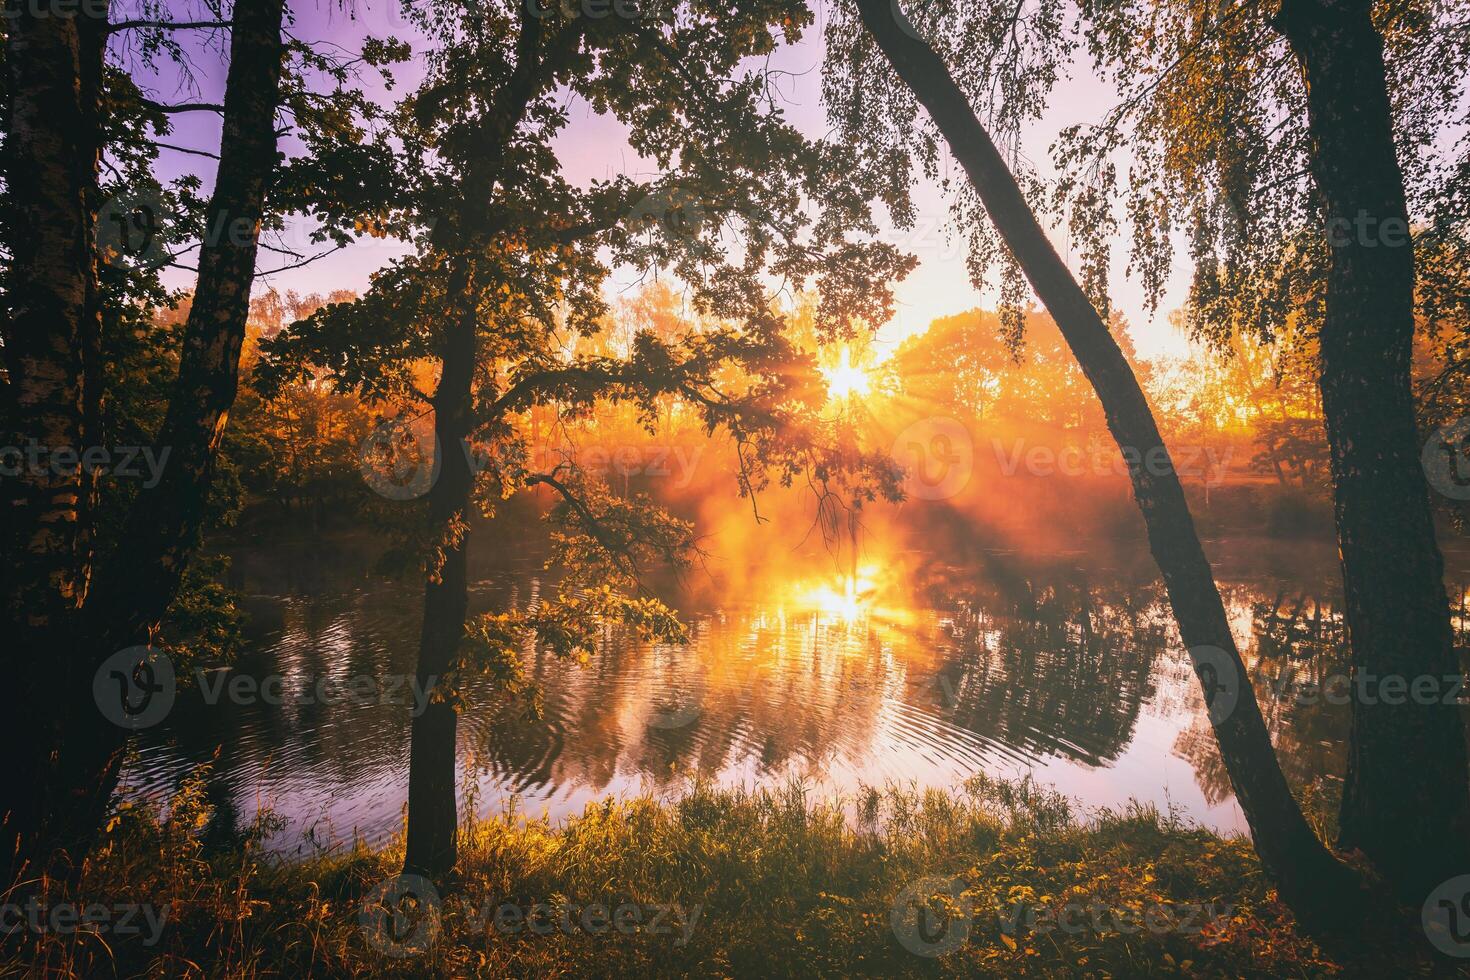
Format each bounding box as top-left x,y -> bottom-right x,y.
116,532 -> 1470,855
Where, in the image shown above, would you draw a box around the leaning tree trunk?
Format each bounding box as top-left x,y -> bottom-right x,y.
855,0 -> 1360,926
403,293 -> 478,879
90,0 -> 286,650
17,0 -> 287,872
0,0 -> 110,872
1275,0 -> 1470,903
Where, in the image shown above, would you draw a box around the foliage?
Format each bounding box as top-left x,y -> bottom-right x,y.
154,552 -> 247,674
1059,0 -> 1470,524
249,0 -> 914,705
449,584 -> 688,719
823,0 -> 1080,350
884,307 -> 1133,429
1058,0 -> 1470,342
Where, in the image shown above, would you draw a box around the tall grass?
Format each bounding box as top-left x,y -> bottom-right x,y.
0,771 -> 1431,977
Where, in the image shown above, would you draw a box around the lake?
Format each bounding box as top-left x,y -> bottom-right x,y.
115,527 -> 1470,856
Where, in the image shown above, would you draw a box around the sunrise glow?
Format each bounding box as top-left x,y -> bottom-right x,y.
821,347 -> 872,402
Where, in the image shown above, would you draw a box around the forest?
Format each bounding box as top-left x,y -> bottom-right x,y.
5,0 -> 1470,975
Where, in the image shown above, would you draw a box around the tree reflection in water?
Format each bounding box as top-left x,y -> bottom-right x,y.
118,541 -> 1464,852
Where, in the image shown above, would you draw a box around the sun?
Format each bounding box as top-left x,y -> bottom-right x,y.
821,347 -> 871,401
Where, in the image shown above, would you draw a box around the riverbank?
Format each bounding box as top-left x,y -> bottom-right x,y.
5,773 -> 1443,978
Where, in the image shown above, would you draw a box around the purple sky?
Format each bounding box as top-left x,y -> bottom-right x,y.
135,0 -> 1196,359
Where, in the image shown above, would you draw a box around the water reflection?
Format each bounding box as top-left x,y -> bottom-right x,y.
118,539 -> 1469,854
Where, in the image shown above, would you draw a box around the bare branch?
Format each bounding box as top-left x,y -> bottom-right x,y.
109,19 -> 231,34
257,243 -> 348,275
150,140 -> 220,159
142,99 -> 226,114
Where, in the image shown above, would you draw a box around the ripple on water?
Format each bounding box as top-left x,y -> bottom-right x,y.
116,566 -> 1353,851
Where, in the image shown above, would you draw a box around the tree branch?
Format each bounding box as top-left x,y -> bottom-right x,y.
257,243 -> 348,275
109,19 -> 231,33
150,140 -> 220,159
142,99 -> 226,114
526,472 -> 641,576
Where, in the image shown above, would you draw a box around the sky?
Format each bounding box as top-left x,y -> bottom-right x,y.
138,0 -> 1198,360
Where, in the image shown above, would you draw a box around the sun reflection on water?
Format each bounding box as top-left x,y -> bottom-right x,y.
782,563 -> 914,628
799,573 -> 876,623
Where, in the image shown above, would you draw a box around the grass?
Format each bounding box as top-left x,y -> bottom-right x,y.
0,772 -> 1451,977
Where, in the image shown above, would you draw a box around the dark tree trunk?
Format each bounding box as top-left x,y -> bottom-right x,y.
399,8 -> 564,883
90,0 -> 286,646
855,0 -> 1360,926
0,0 -> 105,614
3,0 -> 287,872
403,295 -> 478,880
1275,0 -> 1470,902
0,0 -> 109,872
